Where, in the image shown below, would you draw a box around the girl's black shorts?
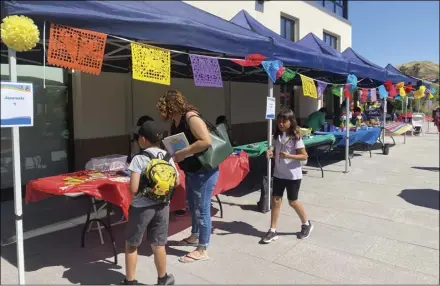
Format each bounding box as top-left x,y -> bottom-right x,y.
272,177 -> 301,201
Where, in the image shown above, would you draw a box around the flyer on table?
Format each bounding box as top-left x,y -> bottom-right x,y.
1,82 -> 34,127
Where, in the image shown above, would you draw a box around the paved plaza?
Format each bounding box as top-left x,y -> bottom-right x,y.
1,124 -> 439,284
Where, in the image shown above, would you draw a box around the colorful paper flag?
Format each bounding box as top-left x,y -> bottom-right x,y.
399,87 -> 406,97
276,66 -> 286,80
360,88 -> 368,103
131,43 -> 171,85
231,54 -> 266,67
261,60 -> 283,83
47,23 -> 107,75
189,54 -> 223,88
299,75 -> 317,99
396,82 -> 405,89
346,74 -> 358,92
281,68 -> 296,83
317,82 -> 327,100
378,85 -> 388,99
405,84 -> 413,94
343,84 -> 352,100
331,86 -> 341,97
369,88 -> 377,102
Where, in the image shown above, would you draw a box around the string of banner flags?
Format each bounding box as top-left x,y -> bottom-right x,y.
1,16 -> 437,103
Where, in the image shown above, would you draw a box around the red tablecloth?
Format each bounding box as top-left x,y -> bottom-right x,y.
26,152 -> 249,219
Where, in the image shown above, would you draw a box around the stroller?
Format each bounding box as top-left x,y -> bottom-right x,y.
411,113 -> 425,136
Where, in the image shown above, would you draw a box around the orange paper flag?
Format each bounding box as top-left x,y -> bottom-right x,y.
47,23 -> 107,75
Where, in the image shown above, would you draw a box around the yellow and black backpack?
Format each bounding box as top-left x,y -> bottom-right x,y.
138,150 -> 177,203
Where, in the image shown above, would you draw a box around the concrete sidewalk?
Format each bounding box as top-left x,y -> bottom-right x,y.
1,128 -> 439,284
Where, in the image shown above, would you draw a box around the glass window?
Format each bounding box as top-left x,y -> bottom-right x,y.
323,32 -> 338,50
1,65 -> 70,191
317,0 -> 347,19
280,16 -> 296,42
255,0 -> 264,13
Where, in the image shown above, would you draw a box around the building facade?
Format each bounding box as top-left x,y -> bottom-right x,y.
184,0 -> 351,51
184,0 -> 352,119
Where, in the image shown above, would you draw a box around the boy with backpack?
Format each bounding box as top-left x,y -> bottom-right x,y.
121,121 -> 178,285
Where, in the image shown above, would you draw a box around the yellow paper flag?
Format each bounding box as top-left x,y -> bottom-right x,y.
299,74 -> 317,99
399,87 -> 406,97
428,92 -> 434,99
396,82 -> 405,89
131,43 -> 171,85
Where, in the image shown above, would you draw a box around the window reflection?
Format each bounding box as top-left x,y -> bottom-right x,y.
1,71 -> 69,190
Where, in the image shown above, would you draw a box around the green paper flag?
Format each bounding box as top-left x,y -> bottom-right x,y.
281,68 -> 296,82
331,86 -> 341,97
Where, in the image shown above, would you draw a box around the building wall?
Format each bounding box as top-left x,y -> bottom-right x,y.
72,72 -> 280,169
184,0 -> 351,123
184,0 -> 352,50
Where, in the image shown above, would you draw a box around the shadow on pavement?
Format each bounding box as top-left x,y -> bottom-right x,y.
398,189 -> 439,210
411,166 -> 440,172
212,220 -> 298,241
0,201 -> 211,284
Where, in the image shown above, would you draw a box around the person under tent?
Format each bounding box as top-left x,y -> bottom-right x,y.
303,108 -> 327,133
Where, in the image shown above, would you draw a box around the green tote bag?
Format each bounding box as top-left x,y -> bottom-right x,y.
187,114 -> 233,169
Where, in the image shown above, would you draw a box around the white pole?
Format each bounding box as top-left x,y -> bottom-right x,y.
343,96 -> 349,173
383,99 -> 387,143
8,48 -> 26,285
267,78 -> 273,211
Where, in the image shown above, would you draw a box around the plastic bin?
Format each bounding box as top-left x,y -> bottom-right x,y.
85,154 -> 128,172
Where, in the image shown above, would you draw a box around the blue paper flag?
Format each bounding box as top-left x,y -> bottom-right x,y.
346,74 -> 358,92
430,88 -> 436,94
378,85 -> 388,99
261,60 -> 283,83
394,95 -> 401,101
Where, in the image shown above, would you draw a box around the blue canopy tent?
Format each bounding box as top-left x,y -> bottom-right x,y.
341,47 -> 388,83
230,10 -> 349,79
384,64 -> 427,87
1,0 -> 287,83
295,33 -> 349,77
1,0 -> 275,58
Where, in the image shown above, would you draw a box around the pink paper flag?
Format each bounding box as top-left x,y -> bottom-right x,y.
369,88 -> 377,102
189,54 -> 223,87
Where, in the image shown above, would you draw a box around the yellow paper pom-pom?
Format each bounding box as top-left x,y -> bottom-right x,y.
1,15 -> 40,52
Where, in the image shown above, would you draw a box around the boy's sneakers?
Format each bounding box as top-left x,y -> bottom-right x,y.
261,229 -> 279,244
120,279 -> 139,285
297,220 -> 313,239
156,274 -> 175,285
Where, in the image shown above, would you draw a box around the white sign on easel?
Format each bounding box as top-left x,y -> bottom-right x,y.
1,82 -> 34,127
265,97 -> 276,119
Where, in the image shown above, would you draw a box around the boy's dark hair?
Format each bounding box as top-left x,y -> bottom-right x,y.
274,109 -> 300,140
319,107 -> 327,113
136,121 -> 164,145
137,115 -> 154,126
216,115 -> 227,125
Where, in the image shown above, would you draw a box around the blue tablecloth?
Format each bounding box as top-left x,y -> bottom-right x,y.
315,127 -> 381,147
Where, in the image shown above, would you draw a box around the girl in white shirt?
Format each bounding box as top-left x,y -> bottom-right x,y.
261,109 -> 313,244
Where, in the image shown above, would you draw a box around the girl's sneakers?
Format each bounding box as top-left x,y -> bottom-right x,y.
297,221 -> 314,239
261,229 -> 279,244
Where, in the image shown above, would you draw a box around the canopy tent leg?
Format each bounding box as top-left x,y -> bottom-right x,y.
266,78 -> 273,211
343,95 -> 349,174
382,99 -> 387,143
8,48 -> 26,285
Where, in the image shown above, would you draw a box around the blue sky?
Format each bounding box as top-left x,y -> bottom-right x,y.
350,0 -> 439,67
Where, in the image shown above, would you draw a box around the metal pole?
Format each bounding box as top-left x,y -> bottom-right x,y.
404,96 -> 408,143
267,79 -> 273,211
382,99 -> 387,143
8,48 -> 26,285
343,96 -> 349,173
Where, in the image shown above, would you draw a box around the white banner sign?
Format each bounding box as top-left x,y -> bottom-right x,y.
1,82 -> 34,127
265,97 -> 276,120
